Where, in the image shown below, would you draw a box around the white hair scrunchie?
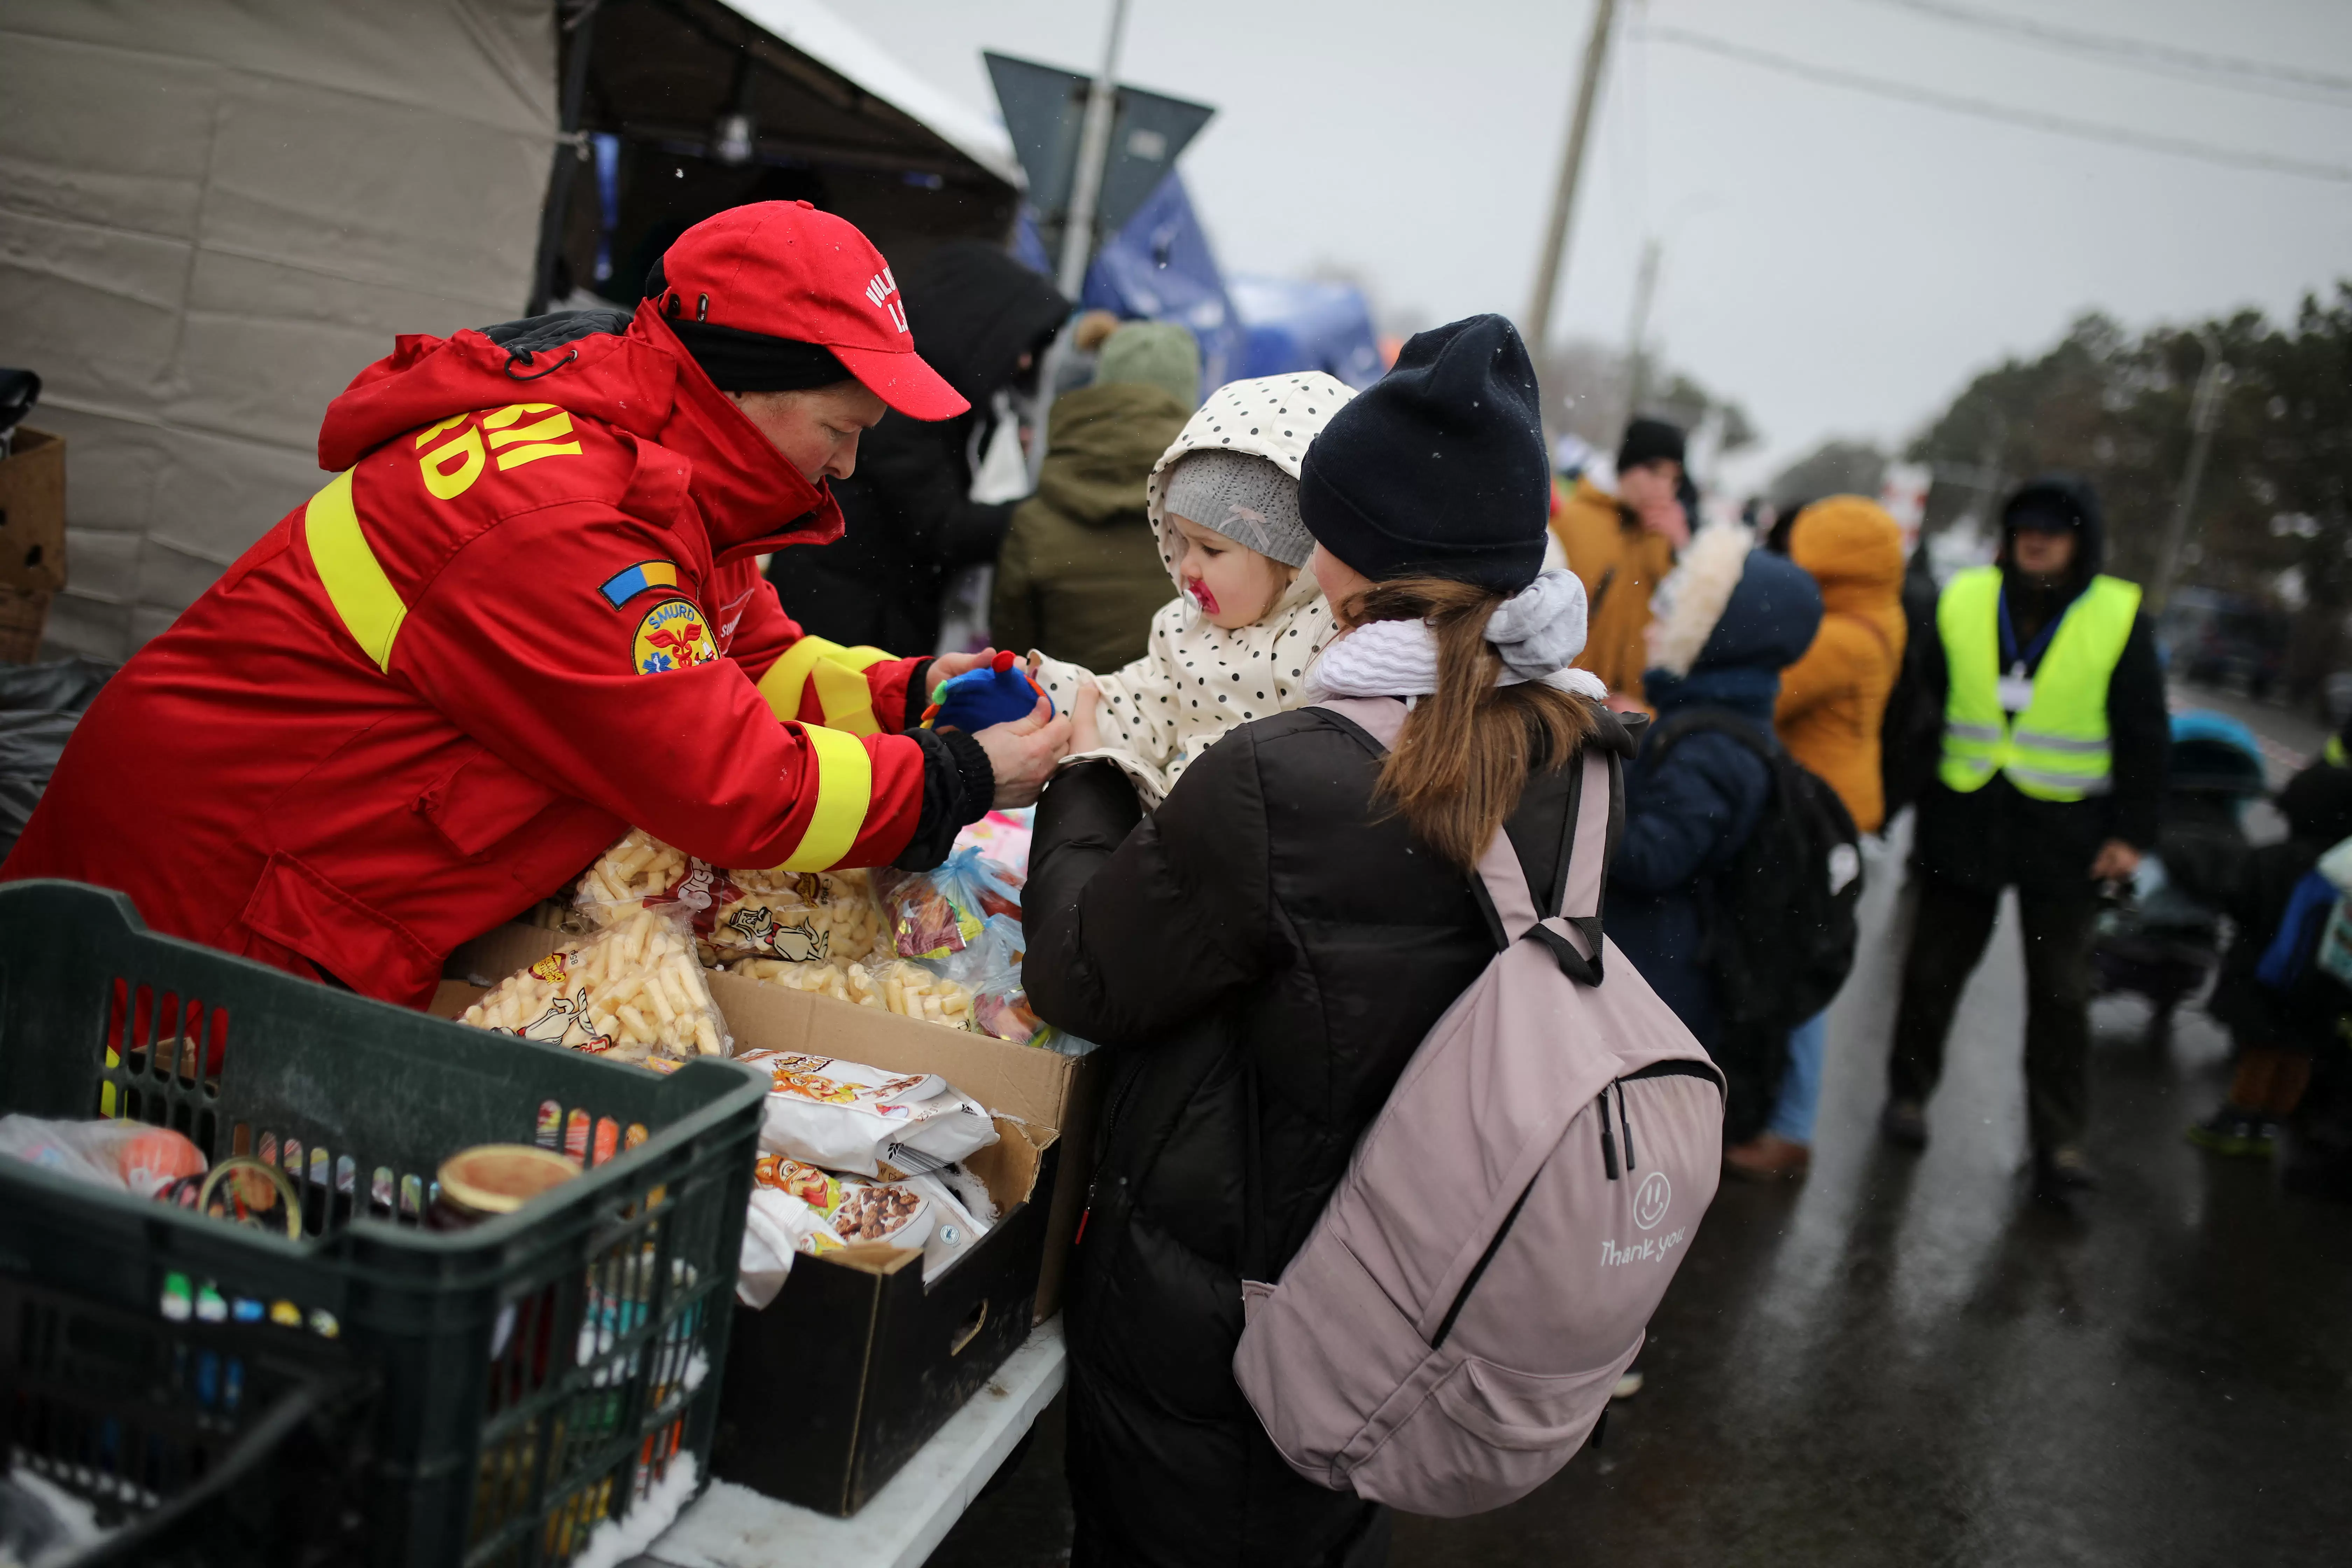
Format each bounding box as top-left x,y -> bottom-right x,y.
1307,569 -> 1609,701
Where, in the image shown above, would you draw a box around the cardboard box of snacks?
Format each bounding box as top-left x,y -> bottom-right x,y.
0,427 -> 64,662
439,920 -> 1104,1515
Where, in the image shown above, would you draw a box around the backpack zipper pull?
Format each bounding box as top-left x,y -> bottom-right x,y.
1598,1092 -> 1619,1181
1617,1083 -> 1636,1172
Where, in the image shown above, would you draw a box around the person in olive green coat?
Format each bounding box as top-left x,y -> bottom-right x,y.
992,323 -> 1198,671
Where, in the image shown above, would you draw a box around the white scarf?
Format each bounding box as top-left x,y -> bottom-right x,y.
1306,569 -> 1611,702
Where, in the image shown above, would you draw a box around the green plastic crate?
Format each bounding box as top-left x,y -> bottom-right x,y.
0,882 -> 766,1566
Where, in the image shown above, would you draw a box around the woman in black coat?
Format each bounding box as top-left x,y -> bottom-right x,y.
769,242 -> 1068,653
1024,316 -> 1623,1567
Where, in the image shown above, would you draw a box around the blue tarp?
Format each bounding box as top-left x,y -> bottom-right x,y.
1075,172 -> 1246,390
1017,172 -> 1387,394
1226,274 -> 1385,390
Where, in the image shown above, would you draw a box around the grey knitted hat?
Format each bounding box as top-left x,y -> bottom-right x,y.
1161,448 -> 1313,567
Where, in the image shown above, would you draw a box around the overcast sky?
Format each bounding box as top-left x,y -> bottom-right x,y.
855,0 -> 2352,493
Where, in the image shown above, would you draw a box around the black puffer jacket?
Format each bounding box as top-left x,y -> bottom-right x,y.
1910,475 -> 2170,895
1025,699 -> 1636,1568
769,243 -> 1068,652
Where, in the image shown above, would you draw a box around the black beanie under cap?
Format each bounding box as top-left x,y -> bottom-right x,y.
1296,314 -> 1549,592
643,256 -> 854,393
1617,416 -> 1685,473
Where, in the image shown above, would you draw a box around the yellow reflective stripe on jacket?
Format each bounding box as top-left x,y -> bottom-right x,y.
778,723 -> 872,871
303,468 -> 408,672
1938,566 -> 2139,801
756,636 -> 892,734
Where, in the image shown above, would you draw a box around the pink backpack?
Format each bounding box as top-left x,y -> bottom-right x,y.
1232,698 -> 1726,1517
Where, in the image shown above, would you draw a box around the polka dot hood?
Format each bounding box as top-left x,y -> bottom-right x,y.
1034,371 -> 1358,806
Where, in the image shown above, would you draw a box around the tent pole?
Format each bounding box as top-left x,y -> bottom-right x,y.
529,0 -> 603,315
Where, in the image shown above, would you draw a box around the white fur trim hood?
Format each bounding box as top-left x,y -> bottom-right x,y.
1644,523 -> 1756,680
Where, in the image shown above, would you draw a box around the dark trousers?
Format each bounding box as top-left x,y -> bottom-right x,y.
1889,872 -> 2098,1153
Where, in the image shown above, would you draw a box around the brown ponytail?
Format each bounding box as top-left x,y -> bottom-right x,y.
1340,576 -> 1598,871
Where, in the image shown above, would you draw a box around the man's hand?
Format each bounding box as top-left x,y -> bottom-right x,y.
974,694 -> 1071,808
1071,681 -> 1104,753
2090,839 -> 2142,881
1637,495 -> 1691,550
927,648 -> 996,684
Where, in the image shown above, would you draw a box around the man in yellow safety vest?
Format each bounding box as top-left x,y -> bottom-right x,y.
1881,477 -> 2169,1200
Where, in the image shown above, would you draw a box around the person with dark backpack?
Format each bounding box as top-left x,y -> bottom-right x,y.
1607,523 -> 1836,1141
1723,497 -> 1907,1181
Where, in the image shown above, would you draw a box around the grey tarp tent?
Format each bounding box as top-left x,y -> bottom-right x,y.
0,0 -> 1019,662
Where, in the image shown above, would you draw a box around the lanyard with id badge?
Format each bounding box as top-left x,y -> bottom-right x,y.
1996,592 -> 2062,713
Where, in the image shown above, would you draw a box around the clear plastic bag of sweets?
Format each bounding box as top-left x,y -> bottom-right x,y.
0,1114 -> 207,1198
462,910 -> 728,1063
871,848 -> 1022,959
575,830 -> 889,967
932,915 -> 1045,1044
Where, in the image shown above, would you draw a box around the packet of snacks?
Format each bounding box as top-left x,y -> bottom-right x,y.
735,1156 -> 993,1305
575,830 -> 889,967
870,848 -> 1022,960
738,1049 -> 997,1177
705,863 -> 889,967
461,909 -> 728,1064
728,956 -> 977,1032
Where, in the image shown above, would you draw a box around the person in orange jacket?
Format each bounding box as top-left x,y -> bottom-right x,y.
1723,495 -> 1907,1180
2,202 -> 1070,1007
1548,418 -> 1690,704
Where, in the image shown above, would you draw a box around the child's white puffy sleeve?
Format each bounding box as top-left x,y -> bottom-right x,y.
1034,597 -> 1190,806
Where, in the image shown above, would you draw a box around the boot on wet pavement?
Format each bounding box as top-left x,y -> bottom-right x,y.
2033,1144 -> 2098,1198
1879,1098 -> 1928,1150
1724,1132 -> 1812,1182
2186,1106 -> 2277,1158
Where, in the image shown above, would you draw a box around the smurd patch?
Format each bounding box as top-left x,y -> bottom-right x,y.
633,598 -> 717,675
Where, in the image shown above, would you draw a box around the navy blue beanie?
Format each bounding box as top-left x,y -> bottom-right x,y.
1296,314 -> 1550,592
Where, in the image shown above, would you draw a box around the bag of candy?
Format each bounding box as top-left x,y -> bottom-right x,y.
871,847 -> 1022,960
737,1049 -> 997,1177
0,1114 -> 208,1198
576,830 -> 890,967
928,915 -> 1044,1044
461,909 -> 729,1064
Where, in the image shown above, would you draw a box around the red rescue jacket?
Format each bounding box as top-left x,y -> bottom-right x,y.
5,310 -> 941,1007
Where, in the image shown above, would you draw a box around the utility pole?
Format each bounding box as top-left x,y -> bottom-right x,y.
1057,0 -> 1133,300
1622,235 -> 1662,419
2150,332 -> 2230,610
1523,0 -> 1618,357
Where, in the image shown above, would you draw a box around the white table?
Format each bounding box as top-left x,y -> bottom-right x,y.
640,1318 -> 1066,1568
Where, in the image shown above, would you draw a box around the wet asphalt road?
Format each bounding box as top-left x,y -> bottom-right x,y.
933,686 -> 2352,1567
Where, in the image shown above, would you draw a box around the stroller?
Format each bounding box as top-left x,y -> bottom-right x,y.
2092,711 -> 2268,1039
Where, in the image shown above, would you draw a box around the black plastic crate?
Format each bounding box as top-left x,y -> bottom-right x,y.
2,1276 -> 373,1567
0,882 -> 766,1566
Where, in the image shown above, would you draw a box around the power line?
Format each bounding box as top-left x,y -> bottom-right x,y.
1645,25 -> 2352,186
1852,0 -> 2352,103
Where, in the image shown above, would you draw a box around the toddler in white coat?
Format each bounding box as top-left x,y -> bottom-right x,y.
1031,372 -> 1356,805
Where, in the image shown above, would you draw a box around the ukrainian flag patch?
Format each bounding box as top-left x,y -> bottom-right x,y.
599,559 -> 680,609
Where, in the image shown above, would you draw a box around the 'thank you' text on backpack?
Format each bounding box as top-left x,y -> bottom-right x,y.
1232,697 -> 1726,1518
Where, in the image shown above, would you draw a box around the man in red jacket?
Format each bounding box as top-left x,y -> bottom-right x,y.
3,202 -> 1070,1007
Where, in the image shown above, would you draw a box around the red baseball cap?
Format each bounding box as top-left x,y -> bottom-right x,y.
652,201 -> 968,421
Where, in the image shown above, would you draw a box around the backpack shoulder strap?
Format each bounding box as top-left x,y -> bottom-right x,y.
1313,694 -> 1408,750
1314,699 -> 1618,987
1519,748 -> 1614,987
